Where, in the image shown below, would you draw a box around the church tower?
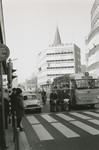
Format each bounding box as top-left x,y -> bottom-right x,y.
52,26 -> 62,46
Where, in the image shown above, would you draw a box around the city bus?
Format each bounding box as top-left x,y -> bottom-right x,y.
52,72 -> 99,108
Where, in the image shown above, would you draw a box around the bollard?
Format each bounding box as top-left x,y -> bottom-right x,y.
13,111 -> 17,142
16,128 -> 20,150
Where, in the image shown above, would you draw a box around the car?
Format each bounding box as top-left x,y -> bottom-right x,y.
22,93 -> 43,113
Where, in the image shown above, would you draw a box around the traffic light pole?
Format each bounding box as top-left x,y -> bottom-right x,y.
0,62 -> 7,150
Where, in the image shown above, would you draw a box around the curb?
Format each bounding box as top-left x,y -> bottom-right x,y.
20,131 -> 30,150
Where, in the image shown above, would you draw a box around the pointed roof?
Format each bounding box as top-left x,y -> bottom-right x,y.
53,26 -> 61,46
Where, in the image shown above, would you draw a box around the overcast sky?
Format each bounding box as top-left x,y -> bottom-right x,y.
2,0 -> 95,83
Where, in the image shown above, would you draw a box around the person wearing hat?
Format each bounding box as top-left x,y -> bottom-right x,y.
15,88 -> 25,131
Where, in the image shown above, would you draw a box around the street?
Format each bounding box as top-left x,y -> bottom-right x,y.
22,101 -> 99,150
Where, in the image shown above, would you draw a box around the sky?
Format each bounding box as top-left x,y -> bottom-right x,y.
2,0 -> 95,83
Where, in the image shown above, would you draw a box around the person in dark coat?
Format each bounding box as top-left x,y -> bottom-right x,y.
15,88 -> 25,131
10,88 -> 17,127
50,89 -> 58,111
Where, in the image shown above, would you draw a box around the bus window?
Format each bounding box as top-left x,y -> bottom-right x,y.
76,79 -> 99,89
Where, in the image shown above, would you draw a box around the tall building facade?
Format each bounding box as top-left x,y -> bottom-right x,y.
0,0 -> 7,74
85,0 -> 99,76
37,27 -> 81,89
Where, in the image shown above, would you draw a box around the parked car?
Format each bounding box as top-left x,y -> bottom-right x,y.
22,93 -> 43,113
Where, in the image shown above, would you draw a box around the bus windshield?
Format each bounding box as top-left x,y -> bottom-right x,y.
75,79 -> 99,89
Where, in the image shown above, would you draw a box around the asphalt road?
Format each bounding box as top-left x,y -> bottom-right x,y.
22,102 -> 99,150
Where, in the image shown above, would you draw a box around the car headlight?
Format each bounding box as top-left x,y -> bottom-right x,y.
78,97 -> 82,101
96,95 -> 99,99
23,103 -> 27,107
37,100 -> 41,105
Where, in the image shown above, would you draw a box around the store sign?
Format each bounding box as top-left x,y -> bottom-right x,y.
0,75 -> 8,86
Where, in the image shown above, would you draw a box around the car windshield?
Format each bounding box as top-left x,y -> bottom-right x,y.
24,95 -> 37,100
75,79 -> 99,89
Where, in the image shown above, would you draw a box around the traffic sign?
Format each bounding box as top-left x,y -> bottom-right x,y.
0,43 -> 10,62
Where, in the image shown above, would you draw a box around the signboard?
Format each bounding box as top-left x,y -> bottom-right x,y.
0,43 -> 10,62
0,75 -> 8,88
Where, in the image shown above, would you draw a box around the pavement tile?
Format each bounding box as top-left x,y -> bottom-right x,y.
5,124 -> 14,150
5,123 -> 30,150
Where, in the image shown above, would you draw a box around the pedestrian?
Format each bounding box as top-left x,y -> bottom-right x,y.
50,89 -> 58,112
15,88 -> 25,131
41,89 -> 47,104
10,88 -> 17,127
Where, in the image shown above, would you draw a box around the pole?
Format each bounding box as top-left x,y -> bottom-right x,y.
0,62 -> 7,150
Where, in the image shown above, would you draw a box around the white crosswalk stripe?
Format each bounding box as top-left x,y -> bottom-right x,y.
32,124 -> 54,141
95,110 -> 99,112
88,119 -> 99,125
26,116 -> 40,124
70,112 -> 91,119
26,111 -> 99,141
84,111 -> 99,118
56,113 -> 75,121
70,120 -> 99,135
41,114 -> 58,123
51,122 -> 80,138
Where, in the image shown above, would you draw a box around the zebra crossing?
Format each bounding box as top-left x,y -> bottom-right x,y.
26,110 -> 99,141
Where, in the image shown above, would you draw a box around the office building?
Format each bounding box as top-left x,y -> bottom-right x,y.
37,27 -> 81,89
85,0 -> 99,76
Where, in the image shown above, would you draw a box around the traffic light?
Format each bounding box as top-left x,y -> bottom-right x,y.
12,69 -> 17,80
7,59 -> 17,83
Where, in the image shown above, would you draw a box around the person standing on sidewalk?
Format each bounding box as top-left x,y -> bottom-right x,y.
15,88 -> 25,131
10,88 -> 17,127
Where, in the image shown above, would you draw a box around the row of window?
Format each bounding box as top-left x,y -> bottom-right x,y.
47,74 -> 65,76
47,59 -> 74,62
47,52 -> 73,55
47,66 -> 74,69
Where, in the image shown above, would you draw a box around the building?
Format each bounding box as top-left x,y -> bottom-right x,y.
85,0 -> 99,76
0,0 -> 7,75
37,26 -> 81,90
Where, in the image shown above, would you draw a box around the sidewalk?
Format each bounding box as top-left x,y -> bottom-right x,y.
6,124 -> 30,150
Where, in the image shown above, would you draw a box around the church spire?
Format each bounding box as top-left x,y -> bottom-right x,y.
53,26 -> 61,46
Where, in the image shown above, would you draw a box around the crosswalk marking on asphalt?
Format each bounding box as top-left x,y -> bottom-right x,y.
56,113 -> 75,121
41,114 -> 58,123
88,119 -> 99,125
51,122 -> 80,138
70,121 -> 99,135
26,116 -> 40,124
70,112 -> 91,119
32,124 -> 54,141
26,111 -> 99,141
84,111 -> 99,118
95,110 -> 99,112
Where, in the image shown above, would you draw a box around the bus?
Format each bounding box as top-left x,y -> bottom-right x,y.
52,72 -> 99,108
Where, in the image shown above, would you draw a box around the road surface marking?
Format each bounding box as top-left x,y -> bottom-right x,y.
56,113 -> 75,121
26,116 -> 40,124
41,114 -> 58,123
32,124 -> 54,141
71,121 -> 99,135
84,111 -> 99,118
88,119 -> 99,125
70,112 -> 91,119
95,110 -> 99,112
51,122 -> 80,138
